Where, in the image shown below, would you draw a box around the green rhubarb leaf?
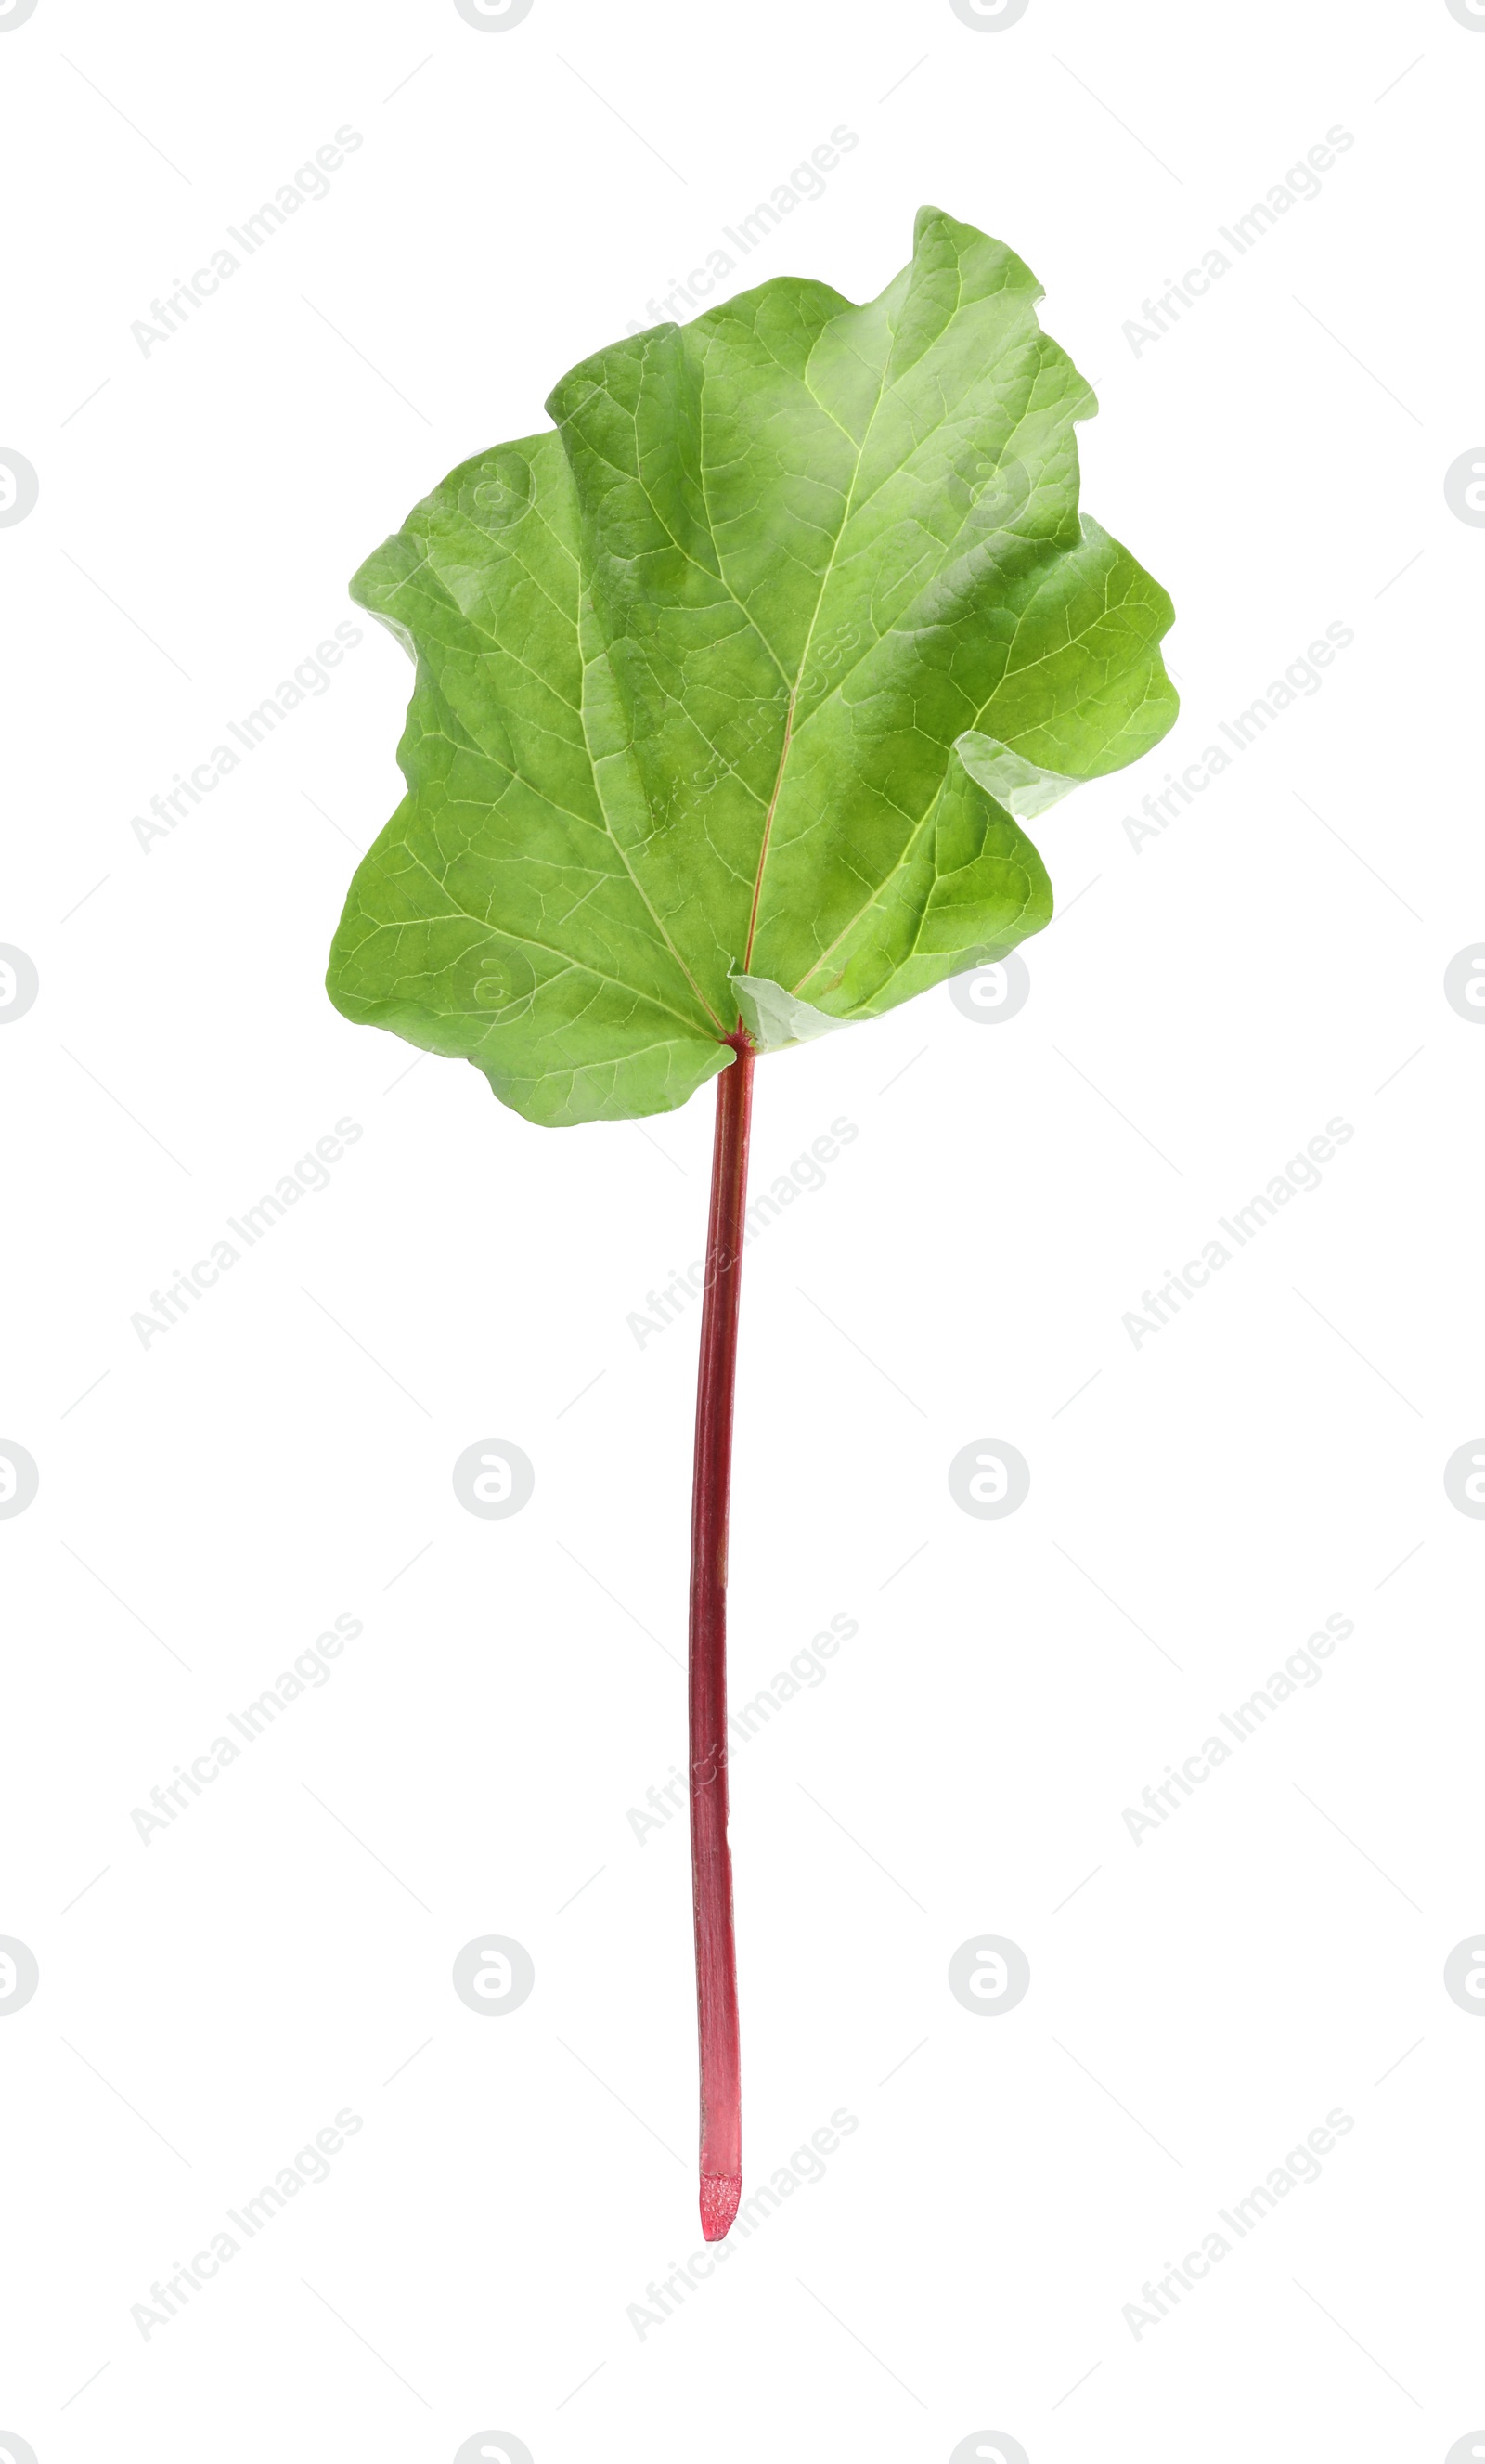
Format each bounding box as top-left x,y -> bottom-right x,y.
327,204 -> 1177,1123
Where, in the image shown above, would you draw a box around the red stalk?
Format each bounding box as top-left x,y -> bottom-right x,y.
690,1030 -> 755,2241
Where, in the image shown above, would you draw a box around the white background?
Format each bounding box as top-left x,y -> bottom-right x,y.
2,2 -> 1482,2458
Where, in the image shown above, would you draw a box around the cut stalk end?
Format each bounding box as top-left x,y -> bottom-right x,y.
700,2172 -> 742,2241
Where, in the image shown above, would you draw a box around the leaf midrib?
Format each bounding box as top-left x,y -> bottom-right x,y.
733,300 -> 907,978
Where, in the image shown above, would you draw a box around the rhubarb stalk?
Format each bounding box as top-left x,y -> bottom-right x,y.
690,1030 -> 755,2240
